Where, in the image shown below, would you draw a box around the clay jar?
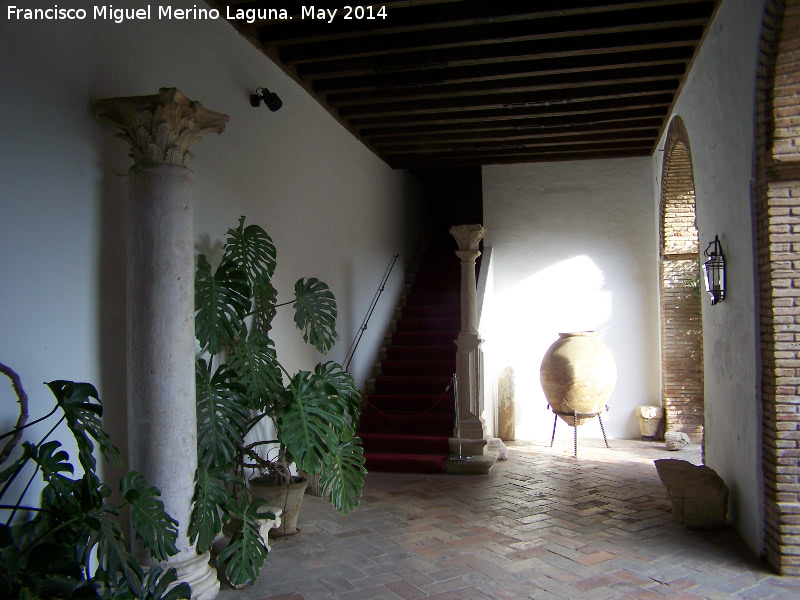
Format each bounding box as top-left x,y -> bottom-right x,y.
540,331 -> 617,426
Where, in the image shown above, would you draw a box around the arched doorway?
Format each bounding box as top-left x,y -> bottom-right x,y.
660,117 -> 704,445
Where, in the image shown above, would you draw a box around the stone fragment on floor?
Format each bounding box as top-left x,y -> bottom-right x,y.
655,458 -> 729,529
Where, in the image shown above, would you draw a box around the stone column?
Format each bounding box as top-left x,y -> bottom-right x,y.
449,224 -> 487,441
96,88 -> 228,600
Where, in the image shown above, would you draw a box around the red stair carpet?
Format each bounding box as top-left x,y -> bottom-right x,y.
358,232 -> 460,474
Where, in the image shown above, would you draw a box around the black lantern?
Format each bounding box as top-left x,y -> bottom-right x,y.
702,235 -> 725,305
250,87 -> 282,112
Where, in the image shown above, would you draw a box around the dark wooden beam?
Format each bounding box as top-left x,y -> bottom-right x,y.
325,64 -> 686,106
296,27 -> 704,80
312,47 -> 694,93
277,5 -> 713,64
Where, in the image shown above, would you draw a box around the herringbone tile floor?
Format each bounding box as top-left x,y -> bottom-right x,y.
217,439 -> 800,600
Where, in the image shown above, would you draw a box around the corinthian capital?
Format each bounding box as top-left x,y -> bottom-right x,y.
96,87 -> 228,167
449,224 -> 486,251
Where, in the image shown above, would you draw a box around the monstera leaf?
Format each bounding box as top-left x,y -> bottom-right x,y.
319,437 -> 366,515
22,441 -> 74,498
227,330 -> 283,411
121,472 -> 179,562
46,380 -> 121,473
195,359 -> 250,468
222,216 -> 277,285
195,254 -> 250,355
313,361 -> 362,425
293,278 -> 338,354
189,465 -> 238,554
217,494 -> 272,588
253,279 -> 278,335
112,564 -> 191,600
278,371 -> 346,474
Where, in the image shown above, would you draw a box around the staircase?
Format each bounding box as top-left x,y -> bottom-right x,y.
358,231 -> 460,473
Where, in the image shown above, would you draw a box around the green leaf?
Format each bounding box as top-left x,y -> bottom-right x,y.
195,254 -> 251,355
0,454 -> 28,485
293,278 -> 338,354
132,565 -> 191,600
253,279 -> 278,335
217,493 -> 270,588
120,472 -> 179,562
195,359 -> 250,469
319,437 -> 366,515
228,331 -> 283,411
278,371 -> 346,474
23,440 -> 74,497
222,216 -> 277,286
189,466 -> 237,553
313,362 -> 362,424
46,381 -> 121,473
86,496 -> 144,596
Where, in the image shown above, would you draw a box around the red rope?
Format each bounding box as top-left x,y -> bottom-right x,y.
361,379 -> 453,421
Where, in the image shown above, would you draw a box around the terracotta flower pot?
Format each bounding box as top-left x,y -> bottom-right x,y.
540,331 -> 617,426
248,476 -> 308,536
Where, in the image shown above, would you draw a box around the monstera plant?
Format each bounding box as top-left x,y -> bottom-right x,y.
0,363 -> 189,600
188,217 -> 366,588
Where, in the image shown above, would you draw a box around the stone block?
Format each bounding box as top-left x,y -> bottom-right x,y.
665,431 -> 691,450
655,459 -> 729,529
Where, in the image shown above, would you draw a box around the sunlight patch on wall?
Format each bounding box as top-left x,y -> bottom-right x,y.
490,255 -> 612,440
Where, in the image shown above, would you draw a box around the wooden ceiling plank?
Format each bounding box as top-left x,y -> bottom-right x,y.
251,0 -> 710,46
325,64 -> 686,106
368,119 -> 661,147
297,27 -> 704,80
336,80 -> 679,117
277,5 -> 713,64
396,148 -> 649,168
348,95 -> 674,128
375,125 -> 658,154
312,47 -> 694,93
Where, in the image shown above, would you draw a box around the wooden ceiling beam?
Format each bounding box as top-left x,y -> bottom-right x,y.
277,5 -> 713,63
359,108 -> 667,137
311,47 -> 694,93
373,129 -> 660,153
296,27 -> 703,79
337,80 -> 678,117
348,95 -> 674,128
368,120 -> 663,148
251,0 -> 709,45
325,64 -> 685,106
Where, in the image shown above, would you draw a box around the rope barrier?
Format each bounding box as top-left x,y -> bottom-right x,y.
362,377 -> 453,421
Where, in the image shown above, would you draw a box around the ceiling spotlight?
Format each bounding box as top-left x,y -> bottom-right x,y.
250,87 -> 282,112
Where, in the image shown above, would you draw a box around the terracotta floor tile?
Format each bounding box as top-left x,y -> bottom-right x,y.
217,440 -> 800,600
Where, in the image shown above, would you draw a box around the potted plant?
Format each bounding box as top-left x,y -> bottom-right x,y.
0,363 -> 190,600
188,217 -> 366,587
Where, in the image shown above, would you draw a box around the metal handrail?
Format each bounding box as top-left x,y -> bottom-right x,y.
344,254 -> 399,372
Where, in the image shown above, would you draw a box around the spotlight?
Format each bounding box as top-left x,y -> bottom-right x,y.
250,87 -> 282,112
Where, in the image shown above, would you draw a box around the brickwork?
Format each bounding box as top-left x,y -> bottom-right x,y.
660,117 -> 704,442
757,0 -> 800,575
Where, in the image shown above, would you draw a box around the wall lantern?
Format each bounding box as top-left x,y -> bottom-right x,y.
250,87 -> 282,112
702,235 -> 726,306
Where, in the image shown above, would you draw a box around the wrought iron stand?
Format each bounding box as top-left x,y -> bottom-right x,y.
549,407 -> 610,458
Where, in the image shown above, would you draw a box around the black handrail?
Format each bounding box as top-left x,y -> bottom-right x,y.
344,254 -> 399,372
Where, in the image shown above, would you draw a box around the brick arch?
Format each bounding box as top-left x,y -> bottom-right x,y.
756,0 -> 800,575
659,116 -> 704,443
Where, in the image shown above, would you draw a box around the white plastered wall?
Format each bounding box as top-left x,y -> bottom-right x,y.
482,158 -> 659,442
652,0 -> 765,555
0,0 -> 422,504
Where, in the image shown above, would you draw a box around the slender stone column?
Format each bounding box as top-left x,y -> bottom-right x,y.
96,88 -> 228,600
449,224 -> 487,441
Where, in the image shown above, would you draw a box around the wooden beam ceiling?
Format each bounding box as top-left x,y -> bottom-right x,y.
210,0 -> 721,169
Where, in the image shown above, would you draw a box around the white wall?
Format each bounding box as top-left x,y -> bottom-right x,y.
653,0 -> 765,555
483,158 -> 659,442
0,0 -> 422,502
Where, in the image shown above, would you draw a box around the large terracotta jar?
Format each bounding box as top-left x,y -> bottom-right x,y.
540,331 -> 617,426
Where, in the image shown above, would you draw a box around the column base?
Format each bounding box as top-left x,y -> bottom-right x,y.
169,551 -> 219,600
